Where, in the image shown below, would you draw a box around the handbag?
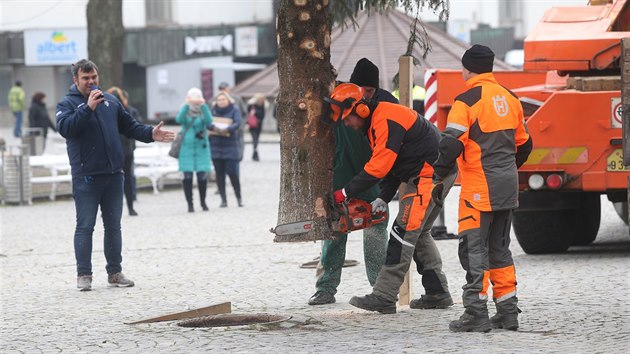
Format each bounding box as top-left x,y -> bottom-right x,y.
168,120 -> 194,158
247,108 -> 259,129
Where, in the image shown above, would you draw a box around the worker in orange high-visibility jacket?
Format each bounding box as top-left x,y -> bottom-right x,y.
432,44 -> 533,333
325,82 -> 458,315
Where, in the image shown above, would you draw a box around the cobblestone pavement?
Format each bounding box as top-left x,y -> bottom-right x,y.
1,142 -> 629,353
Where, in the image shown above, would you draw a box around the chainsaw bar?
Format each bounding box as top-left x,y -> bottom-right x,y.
272,220 -> 314,236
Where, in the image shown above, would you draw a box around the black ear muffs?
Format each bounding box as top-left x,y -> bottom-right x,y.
353,100 -> 371,119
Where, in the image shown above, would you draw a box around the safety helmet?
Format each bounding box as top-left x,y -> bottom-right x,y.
324,83 -> 370,123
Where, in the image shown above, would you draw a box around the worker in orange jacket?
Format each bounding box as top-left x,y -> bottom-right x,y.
433,44 -> 533,332
325,83 -> 458,314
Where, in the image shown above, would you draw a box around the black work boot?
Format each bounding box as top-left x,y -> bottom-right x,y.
410,292 -> 454,309
349,293 -> 396,314
491,297 -> 520,330
490,311 -> 520,330
449,310 -> 492,333
308,291 -> 335,305
183,179 -> 194,212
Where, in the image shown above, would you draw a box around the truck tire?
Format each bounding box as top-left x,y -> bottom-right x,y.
612,202 -> 629,225
513,192 -> 600,253
569,194 -> 600,246
513,210 -> 572,254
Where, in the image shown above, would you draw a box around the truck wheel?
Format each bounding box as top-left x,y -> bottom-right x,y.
569,194 -> 600,246
513,210 -> 572,254
612,202 -> 629,225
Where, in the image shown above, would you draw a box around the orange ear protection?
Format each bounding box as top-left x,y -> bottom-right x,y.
352,100 -> 370,119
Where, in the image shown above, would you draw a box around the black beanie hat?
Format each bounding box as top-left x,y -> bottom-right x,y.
350,58 -> 379,89
461,44 -> 495,74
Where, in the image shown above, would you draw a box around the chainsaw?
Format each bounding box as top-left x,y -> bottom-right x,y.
272,196 -> 388,237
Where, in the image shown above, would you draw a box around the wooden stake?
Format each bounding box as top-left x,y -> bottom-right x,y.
398,56 -> 414,306
126,301 -> 232,324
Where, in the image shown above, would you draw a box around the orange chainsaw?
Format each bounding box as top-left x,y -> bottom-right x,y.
272,196 -> 388,237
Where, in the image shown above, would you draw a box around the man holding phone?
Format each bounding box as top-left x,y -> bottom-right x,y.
56,59 -> 175,291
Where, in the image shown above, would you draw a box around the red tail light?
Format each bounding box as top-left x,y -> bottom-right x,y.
546,174 -> 563,189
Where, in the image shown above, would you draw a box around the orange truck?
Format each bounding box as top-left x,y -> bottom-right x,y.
431,0 -> 630,254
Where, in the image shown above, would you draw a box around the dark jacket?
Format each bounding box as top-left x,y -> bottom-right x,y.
209,103 -> 242,160
28,101 -> 56,132
247,103 -> 265,130
56,84 -> 154,177
120,105 -> 143,157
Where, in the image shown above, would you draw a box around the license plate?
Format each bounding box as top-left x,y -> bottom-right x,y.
606,149 -> 630,172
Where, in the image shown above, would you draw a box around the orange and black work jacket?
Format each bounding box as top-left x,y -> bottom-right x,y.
433,73 -> 532,211
343,102 -> 440,202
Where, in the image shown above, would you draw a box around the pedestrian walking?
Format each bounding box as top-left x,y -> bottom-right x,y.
8,80 -> 25,138
107,86 -> 139,216
432,44 -> 533,332
246,93 -> 266,161
176,87 -> 213,213
325,83 -> 456,315
216,82 -> 246,161
56,59 -> 175,291
28,92 -> 56,151
308,58 -> 397,306
209,91 -> 243,208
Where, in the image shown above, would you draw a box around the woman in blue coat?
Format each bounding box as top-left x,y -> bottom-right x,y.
209,92 -> 243,207
176,88 -> 213,212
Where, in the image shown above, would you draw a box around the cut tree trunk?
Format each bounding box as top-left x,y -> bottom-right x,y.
275,0 -> 336,242
86,0 -> 124,89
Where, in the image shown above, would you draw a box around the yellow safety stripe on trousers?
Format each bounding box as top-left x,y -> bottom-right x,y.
524,147 -> 588,165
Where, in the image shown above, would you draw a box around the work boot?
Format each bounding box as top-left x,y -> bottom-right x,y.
410,293 -> 453,309
349,293 -> 396,314
77,275 -> 92,292
490,312 -> 519,330
308,291 -> 335,305
449,310 -> 492,333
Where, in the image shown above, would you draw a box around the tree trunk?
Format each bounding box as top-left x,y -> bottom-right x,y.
86,0 -> 124,89
274,0 -> 336,242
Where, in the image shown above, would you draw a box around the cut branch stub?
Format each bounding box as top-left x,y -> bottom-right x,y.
299,11 -> 311,21
299,39 -> 316,51
294,0 -> 307,6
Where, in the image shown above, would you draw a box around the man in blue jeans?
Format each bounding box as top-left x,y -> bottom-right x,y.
56,59 -> 174,291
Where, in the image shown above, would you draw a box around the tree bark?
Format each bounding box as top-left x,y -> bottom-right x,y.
275,0 -> 336,242
86,0 -> 124,89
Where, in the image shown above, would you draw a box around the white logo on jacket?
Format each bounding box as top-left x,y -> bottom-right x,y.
492,95 -> 509,117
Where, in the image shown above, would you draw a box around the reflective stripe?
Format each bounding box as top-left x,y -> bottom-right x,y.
525,147 -> 588,165
446,122 -> 468,132
478,294 -> 488,300
496,290 -> 517,302
392,226 -> 415,248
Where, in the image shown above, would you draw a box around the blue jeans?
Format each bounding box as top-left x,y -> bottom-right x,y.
72,173 -> 124,276
12,111 -> 22,137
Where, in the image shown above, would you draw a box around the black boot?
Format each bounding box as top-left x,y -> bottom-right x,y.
308,291 -> 335,305
410,292 -> 453,309
229,173 -> 243,207
349,293 -> 396,314
449,310 -> 492,332
198,178 -> 208,211
252,150 -> 259,161
183,179 -> 194,212
491,297 -> 520,330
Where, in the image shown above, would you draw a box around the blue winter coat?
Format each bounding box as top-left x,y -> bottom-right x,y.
176,104 -> 213,172
56,84 -> 154,177
209,103 -> 242,160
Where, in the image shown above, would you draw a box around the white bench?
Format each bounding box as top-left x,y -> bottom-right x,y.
133,143 -> 180,194
29,154 -> 72,201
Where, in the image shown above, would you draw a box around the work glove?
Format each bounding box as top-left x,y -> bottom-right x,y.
333,189 -> 347,204
370,198 -> 387,215
431,180 -> 445,208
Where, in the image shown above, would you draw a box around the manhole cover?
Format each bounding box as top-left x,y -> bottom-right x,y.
177,313 -> 291,328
